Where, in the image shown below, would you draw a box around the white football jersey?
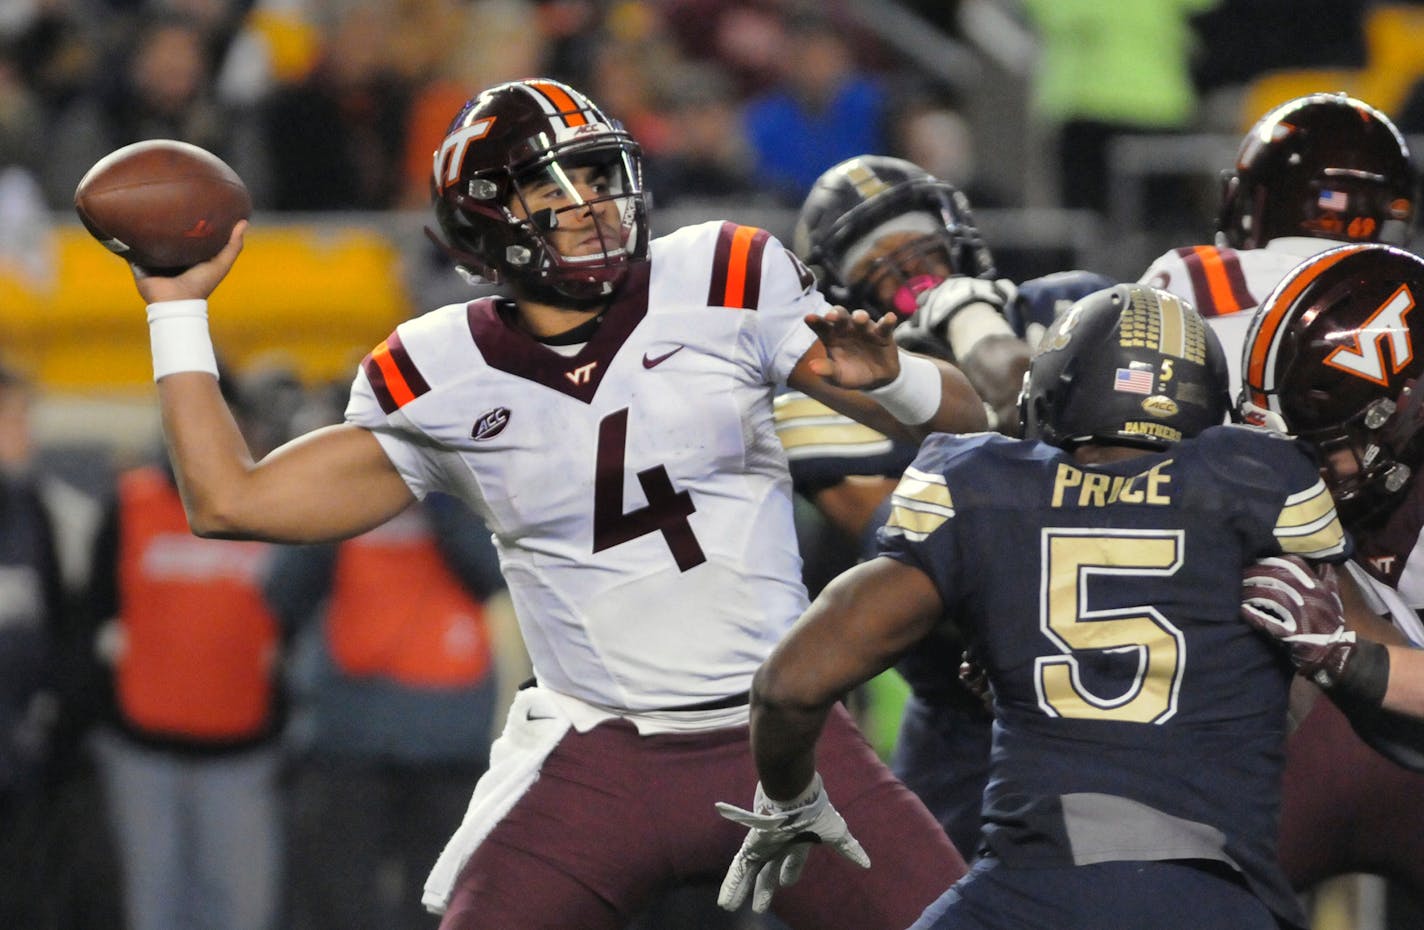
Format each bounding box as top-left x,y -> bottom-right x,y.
1139,237 -> 1339,397
346,221 -> 822,712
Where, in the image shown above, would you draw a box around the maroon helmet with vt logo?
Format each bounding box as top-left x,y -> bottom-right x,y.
1242,243 -> 1424,526
429,78 -> 649,307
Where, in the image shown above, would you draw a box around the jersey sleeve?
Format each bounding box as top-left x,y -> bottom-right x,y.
748,232 -> 822,384
1008,270 -> 1116,342
773,389 -> 909,493
344,339 -> 441,501
1204,426 -> 1350,561
1138,248 -> 1187,292
873,433 -> 972,600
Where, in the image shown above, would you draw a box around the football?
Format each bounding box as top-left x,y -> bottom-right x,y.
73,139 -> 251,273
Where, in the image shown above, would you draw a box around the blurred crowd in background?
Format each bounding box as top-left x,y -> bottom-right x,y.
3,0 -> 1422,221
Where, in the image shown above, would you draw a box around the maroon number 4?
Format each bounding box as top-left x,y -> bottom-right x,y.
593,408 -> 707,571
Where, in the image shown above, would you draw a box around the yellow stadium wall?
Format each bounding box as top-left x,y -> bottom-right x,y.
0,221 -> 413,393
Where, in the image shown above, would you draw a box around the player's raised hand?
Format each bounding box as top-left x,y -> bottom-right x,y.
803,306 -> 901,389
715,774 -> 869,914
134,220 -> 247,305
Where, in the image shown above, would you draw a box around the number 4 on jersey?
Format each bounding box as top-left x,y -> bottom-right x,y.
593,408 -> 707,571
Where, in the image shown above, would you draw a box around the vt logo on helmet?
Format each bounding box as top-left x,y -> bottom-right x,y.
1242,244 -> 1424,527
428,79 -> 649,307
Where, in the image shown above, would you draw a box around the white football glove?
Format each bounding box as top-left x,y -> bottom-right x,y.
899,277 -> 1018,363
715,773 -> 869,913
909,277 -> 1016,338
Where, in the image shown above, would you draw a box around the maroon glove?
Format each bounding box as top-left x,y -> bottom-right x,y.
1240,556 -> 1357,687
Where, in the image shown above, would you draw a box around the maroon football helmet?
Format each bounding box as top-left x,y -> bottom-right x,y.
1217,93 -> 1416,250
1242,243 -> 1424,526
430,79 -> 648,305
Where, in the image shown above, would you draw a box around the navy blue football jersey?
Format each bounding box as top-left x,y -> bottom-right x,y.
773,388 -> 918,497
1007,270 -> 1116,345
877,424 -> 1346,927
773,388 -> 980,706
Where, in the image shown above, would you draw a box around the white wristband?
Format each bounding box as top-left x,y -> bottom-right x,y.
865,351 -> 941,425
758,772 -> 823,814
146,299 -> 219,381
946,301 -> 1016,362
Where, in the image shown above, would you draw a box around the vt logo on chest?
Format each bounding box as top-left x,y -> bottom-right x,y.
566,361 -> 599,386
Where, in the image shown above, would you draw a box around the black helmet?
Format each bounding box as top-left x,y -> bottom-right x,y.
792,155 -> 994,318
1020,284 -> 1230,450
1217,92 -> 1415,250
429,78 -> 649,305
1242,243 -> 1424,526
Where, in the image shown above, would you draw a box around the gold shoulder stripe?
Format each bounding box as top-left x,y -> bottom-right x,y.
885,506 -> 950,541
778,422 -> 893,452
774,391 -> 892,454
1276,480 -> 1338,527
1274,480 -> 1348,558
894,467 -> 953,508
774,393 -> 837,421
884,466 -> 955,541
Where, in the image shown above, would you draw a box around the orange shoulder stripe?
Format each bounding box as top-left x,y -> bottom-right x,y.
708,222 -> 771,309
361,330 -> 430,414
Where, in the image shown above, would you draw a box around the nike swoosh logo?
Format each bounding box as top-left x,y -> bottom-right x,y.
643,346 -> 685,369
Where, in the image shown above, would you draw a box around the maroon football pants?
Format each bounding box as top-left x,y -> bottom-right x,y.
440,704 -> 966,930
1278,689 -> 1424,905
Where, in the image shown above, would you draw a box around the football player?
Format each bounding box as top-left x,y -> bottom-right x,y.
720,283 -> 1353,929
795,154 -> 1115,433
118,78 -> 984,930
1140,92 -> 1417,396
779,154 -> 1112,855
1140,92 -> 1422,920
1241,242 -> 1424,904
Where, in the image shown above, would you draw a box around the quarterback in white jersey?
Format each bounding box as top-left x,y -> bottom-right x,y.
348,218 -> 836,713
119,79 -> 980,930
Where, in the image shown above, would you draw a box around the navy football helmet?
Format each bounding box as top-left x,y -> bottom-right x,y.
1020,284 -> 1230,450
429,79 -> 648,305
793,155 -> 994,319
1241,243 -> 1424,526
1217,92 -> 1415,250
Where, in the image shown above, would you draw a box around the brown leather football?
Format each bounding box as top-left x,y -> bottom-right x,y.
73,139 -> 251,272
